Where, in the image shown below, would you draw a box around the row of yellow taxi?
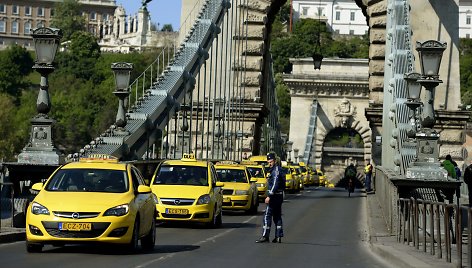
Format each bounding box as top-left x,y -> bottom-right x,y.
25,153 -> 326,253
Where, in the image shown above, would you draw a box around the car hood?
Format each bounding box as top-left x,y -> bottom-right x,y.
34,191 -> 133,212
150,185 -> 210,198
221,182 -> 250,191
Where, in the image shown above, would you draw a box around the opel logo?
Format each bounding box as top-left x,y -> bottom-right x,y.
174,200 -> 181,205
72,212 -> 80,219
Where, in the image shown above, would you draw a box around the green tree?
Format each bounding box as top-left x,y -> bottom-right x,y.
51,0 -> 86,41
0,45 -> 34,102
460,38 -> 472,107
161,24 -> 174,32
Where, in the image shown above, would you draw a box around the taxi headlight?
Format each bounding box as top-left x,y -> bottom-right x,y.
235,190 -> 248,195
104,204 -> 129,216
31,202 -> 50,215
197,194 -> 211,205
257,183 -> 266,188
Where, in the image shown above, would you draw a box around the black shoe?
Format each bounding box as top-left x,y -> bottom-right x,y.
256,237 -> 269,243
272,237 -> 281,243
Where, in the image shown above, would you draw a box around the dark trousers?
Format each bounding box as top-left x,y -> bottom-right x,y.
468,184 -> 472,206
365,173 -> 372,191
262,194 -> 284,238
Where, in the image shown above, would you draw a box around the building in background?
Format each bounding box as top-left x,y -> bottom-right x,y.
0,0 -> 177,52
291,0 -> 368,37
460,0 -> 472,38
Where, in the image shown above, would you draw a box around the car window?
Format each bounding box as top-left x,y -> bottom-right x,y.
215,169 -> 248,183
247,167 -> 264,178
132,167 -> 146,185
153,165 -> 209,186
45,169 -> 128,193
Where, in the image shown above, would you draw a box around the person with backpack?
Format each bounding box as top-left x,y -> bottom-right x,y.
256,152 -> 285,243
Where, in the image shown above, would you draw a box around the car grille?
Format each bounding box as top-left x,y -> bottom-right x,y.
42,221 -> 110,238
160,198 -> 195,206
53,211 -> 100,219
222,189 -> 233,195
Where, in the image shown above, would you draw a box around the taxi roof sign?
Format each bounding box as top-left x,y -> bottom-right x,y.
79,154 -> 119,163
181,153 -> 197,161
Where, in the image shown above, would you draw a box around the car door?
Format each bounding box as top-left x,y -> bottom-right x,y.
210,165 -> 223,213
130,166 -> 152,236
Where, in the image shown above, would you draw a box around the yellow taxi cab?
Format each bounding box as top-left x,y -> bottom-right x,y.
215,162 -> 259,214
298,162 -> 312,186
317,168 -> 326,187
248,155 -> 268,166
240,160 -> 268,202
149,154 -> 224,227
26,155 -> 157,253
281,166 -> 297,193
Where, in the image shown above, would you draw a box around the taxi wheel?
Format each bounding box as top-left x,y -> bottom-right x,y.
208,208 -> 222,228
26,242 -> 43,253
128,220 -> 140,252
141,217 -> 156,251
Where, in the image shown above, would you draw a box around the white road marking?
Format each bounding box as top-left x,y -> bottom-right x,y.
135,215 -> 258,268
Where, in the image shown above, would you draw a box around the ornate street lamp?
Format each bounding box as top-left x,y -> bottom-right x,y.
17,27 -> 64,164
416,40 -> 447,79
213,98 -> 225,159
312,52 -> 323,70
294,148 -> 299,163
111,62 -> 133,135
285,140 -> 293,162
404,72 -> 422,138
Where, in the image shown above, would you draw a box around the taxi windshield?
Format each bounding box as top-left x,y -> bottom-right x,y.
45,169 -> 128,193
154,165 -> 208,186
216,169 -> 248,183
247,167 -> 264,178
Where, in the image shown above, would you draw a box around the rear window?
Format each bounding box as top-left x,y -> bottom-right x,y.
45,169 -> 128,193
153,165 -> 208,186
216,169 -> 248,183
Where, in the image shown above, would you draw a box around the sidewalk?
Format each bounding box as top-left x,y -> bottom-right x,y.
366,191 -> 456,268
0,217 -> 25,244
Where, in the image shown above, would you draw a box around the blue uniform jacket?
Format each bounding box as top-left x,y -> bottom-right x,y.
267,165 -> 283,196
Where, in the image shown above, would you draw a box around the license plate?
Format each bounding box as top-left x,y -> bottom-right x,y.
166,208 -> 188,215
59,222 -> 92,231
224,197 -> 231,202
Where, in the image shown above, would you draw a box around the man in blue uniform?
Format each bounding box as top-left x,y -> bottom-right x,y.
256,152 -> 285,243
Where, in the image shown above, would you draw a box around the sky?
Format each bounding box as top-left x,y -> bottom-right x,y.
115,0 -> 182,31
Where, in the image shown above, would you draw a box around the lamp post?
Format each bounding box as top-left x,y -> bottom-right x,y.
396,40 -> 458,203
285,141 -> 293,162
294,148 -> 299,163
213,98 -> 225,159
111,62 -> 133,135
17,27 -> 64,164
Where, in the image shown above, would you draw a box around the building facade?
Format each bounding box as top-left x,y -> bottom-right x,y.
292,0 -> 369,36
0,0 -> 116,49
460,0 -> 472,38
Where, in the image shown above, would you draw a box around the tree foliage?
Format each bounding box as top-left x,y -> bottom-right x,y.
51,0 -> 86,41
460,38 -> 472,107
161,24 -> 174,32
0,45 -> 34,102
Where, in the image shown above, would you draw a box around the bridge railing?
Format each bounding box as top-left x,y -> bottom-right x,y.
373,166 -> 400,233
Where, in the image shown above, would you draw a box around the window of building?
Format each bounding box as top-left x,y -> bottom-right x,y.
336,11 -> 340,21
103,13 -> 109,21
467,34 -> 470,38
37,21 -> 44,28
50,8 -> 55,17
467,15 -> 471,25
38,7 -> 44,17
350,11 -> 355,21
302,7 -> 308,16
12,21 -> 18,33
90,12 -> 96,21
24,21 -> 31,34
0,21 -> 5,33
25,6 -> 31,16
0,5 -> 5,14
12,5 -> 19,15
335,29 -> 340,35
317,7 -> 323,16
349,29 -> 354,35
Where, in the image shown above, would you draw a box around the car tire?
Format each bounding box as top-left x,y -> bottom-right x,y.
128,219 -> 140,252
141,217 -> 156,251
26,242 -> 43,253
215,208 -> 222,227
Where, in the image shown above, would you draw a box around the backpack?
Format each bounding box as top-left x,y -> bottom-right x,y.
455,166 -> 461,178
347,167 -> 356,178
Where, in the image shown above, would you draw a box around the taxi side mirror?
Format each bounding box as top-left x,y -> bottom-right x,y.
31,183 -> 44,191
137,185 -> 152,194
250,178 -> 257,183
215,181 -> 224,187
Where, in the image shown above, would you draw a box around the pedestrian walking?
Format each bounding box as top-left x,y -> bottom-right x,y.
441,155 -> 457,179
463,160 -> 472,206
256,152 -> 285,243
364,161 -> 373,192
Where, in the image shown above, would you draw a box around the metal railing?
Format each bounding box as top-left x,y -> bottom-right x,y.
397,198 -> 471,267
